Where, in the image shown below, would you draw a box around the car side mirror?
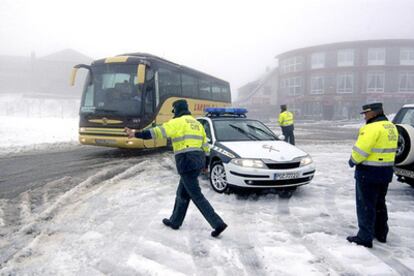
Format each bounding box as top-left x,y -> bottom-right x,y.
278,134 -> 285,141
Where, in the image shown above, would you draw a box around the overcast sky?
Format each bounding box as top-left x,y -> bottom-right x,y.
1,0 -> 413,95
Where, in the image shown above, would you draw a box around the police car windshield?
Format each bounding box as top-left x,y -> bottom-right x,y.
213,119 -> 277,141
393,107 -> 414,126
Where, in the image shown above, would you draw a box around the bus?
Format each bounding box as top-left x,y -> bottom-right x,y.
70,53 -> 231,149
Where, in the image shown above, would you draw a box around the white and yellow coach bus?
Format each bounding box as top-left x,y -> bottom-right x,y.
70,53 -> 231,149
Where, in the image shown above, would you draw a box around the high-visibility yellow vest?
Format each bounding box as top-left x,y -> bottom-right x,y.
351,120 -> 398,167
149,115 -> 209,154
278,111 -> 294,127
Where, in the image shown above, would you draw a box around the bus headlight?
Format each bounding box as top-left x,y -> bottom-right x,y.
231,159 -> 266,168
300,156 -> 313,166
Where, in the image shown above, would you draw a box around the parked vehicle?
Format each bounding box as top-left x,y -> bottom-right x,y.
393,104 -> 414,187
197,108 -> 316,193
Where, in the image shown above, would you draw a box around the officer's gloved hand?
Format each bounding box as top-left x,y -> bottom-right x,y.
348,159 -> 355,168
135,131 -> 144,139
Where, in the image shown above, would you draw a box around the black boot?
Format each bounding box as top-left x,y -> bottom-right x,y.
211,223 -> 227,238
162,218 -> 179,230
376,236 -> 387,243
346,236 -> 373,248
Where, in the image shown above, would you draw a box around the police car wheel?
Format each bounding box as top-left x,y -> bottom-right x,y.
210,162 -> 228,193
395,124 -> 414,166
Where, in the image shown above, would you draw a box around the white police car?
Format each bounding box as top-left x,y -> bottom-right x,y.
197,108 -> 316,193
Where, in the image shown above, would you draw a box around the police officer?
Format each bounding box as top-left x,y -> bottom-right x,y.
125,99 -> 227,238
278,104 -> 295,145
347,102 -> 398,248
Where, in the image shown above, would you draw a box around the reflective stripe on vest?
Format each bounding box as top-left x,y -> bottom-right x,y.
171,135 -> 203,143
371,148 -> 397,153
361,160 -> 394,166
352,146 -> 369,157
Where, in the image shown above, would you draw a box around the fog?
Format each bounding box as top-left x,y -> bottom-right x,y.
1,0 -> 414,95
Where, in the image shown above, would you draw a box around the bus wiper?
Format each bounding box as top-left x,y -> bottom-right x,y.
246,124 -> 276,140
94,108 -> 118,113
229,124 -> 259,140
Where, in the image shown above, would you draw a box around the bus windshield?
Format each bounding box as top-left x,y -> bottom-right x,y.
80,64 -> 143,115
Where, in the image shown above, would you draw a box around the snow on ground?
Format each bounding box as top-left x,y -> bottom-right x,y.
1,144 -> 414,275
0,94 -> 79,156
0,95 -> 413,275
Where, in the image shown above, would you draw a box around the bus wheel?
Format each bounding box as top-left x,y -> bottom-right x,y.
210,162 -> 228,193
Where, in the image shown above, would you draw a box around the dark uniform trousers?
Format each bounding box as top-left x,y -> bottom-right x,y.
281,125 -> 295,145
169,169 -> 224,229
355,179 -> 389,242
170,150 -> 224,229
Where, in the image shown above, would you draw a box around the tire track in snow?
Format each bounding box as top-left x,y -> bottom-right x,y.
186,192 -> 246,276
276,196 -> 362,276
323,180 -> 414,275
227,195 -> 267,275
96,157 -> 198,275
0,162 -> 136,268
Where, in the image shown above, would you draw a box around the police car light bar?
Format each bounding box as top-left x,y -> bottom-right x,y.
205,107 -> 248,117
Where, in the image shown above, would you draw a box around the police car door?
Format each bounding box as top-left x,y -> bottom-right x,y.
198,118 -> 214,158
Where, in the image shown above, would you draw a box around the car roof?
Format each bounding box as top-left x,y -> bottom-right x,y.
402,104 -> 414,108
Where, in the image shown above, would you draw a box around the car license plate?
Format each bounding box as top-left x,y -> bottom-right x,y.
274,172 -> 299,180
95,139 -> 117,145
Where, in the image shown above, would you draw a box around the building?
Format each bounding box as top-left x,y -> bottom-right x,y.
0,49 -> 92,98
276,39 -> 414,120
236,67 -> 279,119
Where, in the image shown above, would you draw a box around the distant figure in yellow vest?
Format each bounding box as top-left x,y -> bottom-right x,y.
278,104 -> 295,145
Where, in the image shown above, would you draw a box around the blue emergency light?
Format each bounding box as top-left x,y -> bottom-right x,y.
205,107 -> 248,117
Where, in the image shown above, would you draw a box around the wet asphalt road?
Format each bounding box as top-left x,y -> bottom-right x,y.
0,146 -> 166,199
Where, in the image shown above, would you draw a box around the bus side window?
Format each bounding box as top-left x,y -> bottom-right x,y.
212,83 -> 221,101
199,79 -> 211,100
182,73 -> 198,98
158,68 -> 181,102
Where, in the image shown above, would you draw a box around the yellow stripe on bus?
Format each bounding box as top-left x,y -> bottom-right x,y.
105,56 -> 129,63
88,119 -> 123,124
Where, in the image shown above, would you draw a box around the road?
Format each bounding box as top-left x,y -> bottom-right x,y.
4,122 -> 412,275
0,146 -> 165,199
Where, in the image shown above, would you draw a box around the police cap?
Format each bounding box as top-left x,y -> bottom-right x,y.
360,102 -> 383,114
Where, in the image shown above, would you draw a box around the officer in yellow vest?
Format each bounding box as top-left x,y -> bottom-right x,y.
347,102 -> 398,248
125,99 -> 227,238
278,104 -> 295,145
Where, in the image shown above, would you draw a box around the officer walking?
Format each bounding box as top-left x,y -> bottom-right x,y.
347,102 -> 398,248
278,104 -> 295,145
125,99 -> 227,238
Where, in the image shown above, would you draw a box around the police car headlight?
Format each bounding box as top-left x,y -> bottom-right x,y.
300,156 -> 313,166
231,159 -> 266,168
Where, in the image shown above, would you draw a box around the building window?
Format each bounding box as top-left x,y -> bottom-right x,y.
280,56 -> 303,73
399,72 -> 414,92
336,73 -> 353,93
368,48 -> 385,65
400,48 -> 414,65
311,52 -> 325,69
282,77 -> 302,96
366,71 -> 384,93
337,49 -> 354,67
310,75 -> 324,94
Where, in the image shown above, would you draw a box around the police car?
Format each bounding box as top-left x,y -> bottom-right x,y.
197,108 -> 316,193
392,104 -> 414,187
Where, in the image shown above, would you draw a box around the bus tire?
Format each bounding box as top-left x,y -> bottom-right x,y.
395,124 -> 414,166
